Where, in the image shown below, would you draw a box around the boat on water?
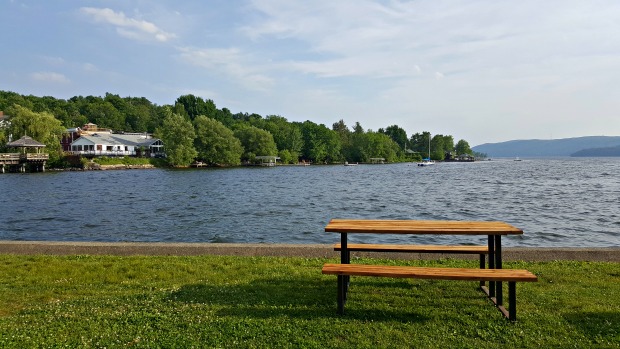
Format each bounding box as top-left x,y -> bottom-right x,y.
344,161 -> 358,166
417,134 -> 435,166
514,157 -> 522,161
417,158 -> 435,166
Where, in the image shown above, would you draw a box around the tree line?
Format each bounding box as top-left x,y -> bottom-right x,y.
0,90 -> 476,167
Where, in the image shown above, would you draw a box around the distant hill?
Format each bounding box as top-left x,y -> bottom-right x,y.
571,145 -> 620,157
472,136 -> 620,157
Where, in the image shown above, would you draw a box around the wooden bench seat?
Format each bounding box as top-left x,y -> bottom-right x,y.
322,263 -> 538,321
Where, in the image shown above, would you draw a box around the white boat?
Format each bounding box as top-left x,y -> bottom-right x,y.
344,161 -> 358,166
417,158 -> 435,166
417,134 -> 435,166
514,157 -> 522,161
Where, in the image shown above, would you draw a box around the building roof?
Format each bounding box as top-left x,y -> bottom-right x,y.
7,135 -> 46,148
75,133 -> 161,147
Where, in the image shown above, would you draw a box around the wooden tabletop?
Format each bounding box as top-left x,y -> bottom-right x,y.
325,219 -> 523,235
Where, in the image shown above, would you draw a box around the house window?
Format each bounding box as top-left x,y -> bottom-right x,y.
107,146 -> 113,151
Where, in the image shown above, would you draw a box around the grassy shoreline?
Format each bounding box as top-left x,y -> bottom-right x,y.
1,255 -> 618,348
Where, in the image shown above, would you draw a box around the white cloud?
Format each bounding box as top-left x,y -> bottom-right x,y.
6,1 -> 620,145
233,0 -> 620,142
80,7 -> 176,42
30,72 -> 70,84
242,0 -> 620,86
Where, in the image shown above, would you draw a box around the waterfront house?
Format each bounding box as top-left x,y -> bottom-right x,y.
69,133 -> 164,158
61,127 -> 82,151
444,152 -> 475,162
0,111 -> 9,128
61,123 -> 115,151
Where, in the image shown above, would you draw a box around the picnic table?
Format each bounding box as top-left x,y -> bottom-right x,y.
323,219 -> 537,321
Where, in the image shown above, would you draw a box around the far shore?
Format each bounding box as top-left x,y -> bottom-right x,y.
1,241 -> 619,262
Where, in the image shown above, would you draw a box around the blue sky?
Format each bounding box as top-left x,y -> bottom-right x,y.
2,0 -> 619,146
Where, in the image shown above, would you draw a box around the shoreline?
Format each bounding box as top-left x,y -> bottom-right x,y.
1,241 -> 619,262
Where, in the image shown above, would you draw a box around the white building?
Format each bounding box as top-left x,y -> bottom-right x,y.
69,133 -> 164,157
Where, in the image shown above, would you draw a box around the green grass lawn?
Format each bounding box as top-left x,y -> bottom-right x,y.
0,255 -> 618,348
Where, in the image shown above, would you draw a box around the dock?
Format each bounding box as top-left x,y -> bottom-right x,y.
0,153 -> 49,173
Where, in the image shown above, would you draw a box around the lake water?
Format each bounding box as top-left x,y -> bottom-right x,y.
1,158 -> 619,247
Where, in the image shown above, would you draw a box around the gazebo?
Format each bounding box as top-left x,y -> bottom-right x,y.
4,135 -> 49,172
7,135 -> 46,152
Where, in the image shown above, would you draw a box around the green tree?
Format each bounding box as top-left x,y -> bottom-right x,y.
332,119 -> 352,160
349,131 -> 367,162
84,101 -> 124,131
430,134 -> 455,161
300,121 -> 342,163
409,131 -> 431,158
175,95 -> 217,121
125,97 -> 156,132
233,125 -> 278,162
104,93 -> 128,115
379,125 -> 408,151
214,107 -> 235,128
440,135 -> 455,154
61,103 -> 88,129
430,135 -> 445,161
263,115 -> 303,161
364,131 -> 401,162
194,115 -> 243,166
455,139 -> 472,155
352,122 -> 364,134
155,109 -> 197,167
278,149 -> 294,164
0,131 -> 5,151
5,104 -> 66,164
0,91 -> 34,111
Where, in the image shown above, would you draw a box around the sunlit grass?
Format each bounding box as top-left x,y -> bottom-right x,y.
0,255 -> 618,348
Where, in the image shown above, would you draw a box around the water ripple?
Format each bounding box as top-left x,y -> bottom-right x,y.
1,158 -> 619,246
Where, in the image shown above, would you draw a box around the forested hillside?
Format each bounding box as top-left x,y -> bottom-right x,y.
0,90 -> 475,167
571,145 -> 620,157
472,136 -> 620,157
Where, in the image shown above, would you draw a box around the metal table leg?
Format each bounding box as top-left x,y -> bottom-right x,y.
495,235 -> 503,306
486,235 -> 495,298
339,233 -> 350,309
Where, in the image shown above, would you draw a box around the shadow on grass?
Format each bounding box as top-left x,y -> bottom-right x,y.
564,311 -> 620,342
167,275 -> 432,323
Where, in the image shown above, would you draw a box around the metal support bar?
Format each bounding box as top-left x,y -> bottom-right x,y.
487,235 -> 495,297
509,282 -> 516,322
495,235 -> 503,306
341,233 -> 350,291
337,275 -> 345,314
479,253 -> 485,287
340,233 -> 348,264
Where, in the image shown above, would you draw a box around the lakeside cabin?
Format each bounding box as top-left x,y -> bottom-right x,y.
444,152 -> 475,162
254,156 -> 280,166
